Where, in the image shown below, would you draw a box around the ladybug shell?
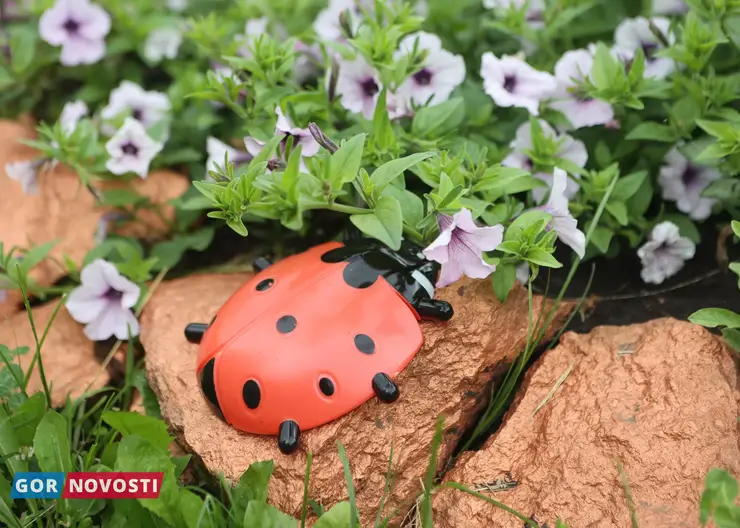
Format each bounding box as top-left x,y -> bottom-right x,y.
195,241 -> 423,435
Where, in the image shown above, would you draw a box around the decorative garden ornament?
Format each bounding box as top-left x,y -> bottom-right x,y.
184,238 -> 454,454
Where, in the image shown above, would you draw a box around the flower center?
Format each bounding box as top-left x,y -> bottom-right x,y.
361,77 -> 379,98
121,142 -> 139,156
63,18 -> 80,34
681,165 -> 699,186
281,133 -> 300,152
104,288 -> 123,302
131,107 -> 143,121
413,68 -> 433,86
503,75 -> 517,93
641,42 -> 658,61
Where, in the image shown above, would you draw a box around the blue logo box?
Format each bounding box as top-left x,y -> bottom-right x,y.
10,472 -> 66,499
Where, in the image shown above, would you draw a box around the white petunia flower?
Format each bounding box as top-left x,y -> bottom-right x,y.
537,167 -> 586,258
334,55 -> 384,120
206,137 -> 252,181
613,17 -> 676,79
5,159 -> 42,195
395,32 -> 466,107
313,0 -> 369,41
105,118 -> 164,179
101,81 -> 171,134
549,49 -> 614,129
166,0 -> 187,11
39,0 -> 111,66
143,27 -> 182,63
480,52 -> 557,116
637,221 -> 695,284
59,100 -> 88,135
658,147 -> 720,221
503,120 -> 587,202
239,17 -> 269,56
66,259 -> 141,341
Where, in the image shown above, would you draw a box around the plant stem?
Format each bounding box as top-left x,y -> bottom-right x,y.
328,203 -> 370,215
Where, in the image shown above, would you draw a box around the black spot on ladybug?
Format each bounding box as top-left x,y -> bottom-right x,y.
354,334 -> 375,354
256,278 -> 274,291
242,380 -> 261,409
342,257 -> 381,288
277,315 -> 297,333
200,358 -> 222,413
319,377 -> 335,396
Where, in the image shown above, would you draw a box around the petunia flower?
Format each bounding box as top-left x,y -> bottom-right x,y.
206,137 -> 252,181
39,0 -> 110,66
502,120 -> 587,202
612,17 -> 676,79
480,52 -> 557,116
483,0 -> 545,29
244,107 -> 320,171
59,100 -> 88,135
652,0 -> 687,15
105,118 -> 164,179
66,259 -> 141,341
313,0 -> 371,41
143,27 -> 182,63
5,159 -> 44,195
637,221 -> 695,284
395,32 -> 466,107
536,167 -> 586,258
167,0 -> 187,11
549,49 -> 614,129
100,81 -> 171,134
333,55 -> 385,120
422,208 -> 504,288
657,147 -> 720,221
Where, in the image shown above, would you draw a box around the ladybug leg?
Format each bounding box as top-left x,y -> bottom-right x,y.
184,323 -> 209,344
278,420 -> 300,455
253,257 -> 272,272
413,298 -> 454,321
372,373 -> 400,403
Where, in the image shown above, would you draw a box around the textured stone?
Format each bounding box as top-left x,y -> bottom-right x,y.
140,272 -> 572,523
434,318 -> 740,528
0,119 -> 189,315
0,300 -> 117,406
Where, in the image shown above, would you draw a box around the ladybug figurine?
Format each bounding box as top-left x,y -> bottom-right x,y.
184,237 -> 453,455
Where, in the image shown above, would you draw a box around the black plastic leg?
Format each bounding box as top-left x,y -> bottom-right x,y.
372,373 -> 399,403
414,298 -> 454,321
278,420 -> 300,455
185,323 -> 209,344
253,257 -> 272,273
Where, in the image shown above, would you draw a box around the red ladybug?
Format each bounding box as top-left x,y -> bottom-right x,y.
184,238 -> 453,454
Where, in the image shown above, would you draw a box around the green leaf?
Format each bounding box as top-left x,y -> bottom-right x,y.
9,392 -> 46,446
231,461 -> 274,522
696,120 -> 736,140
696,142 -> 732,162
102,411 -> 174,453
242,501 -> 297,527
150,228 -> 216,270
722,328 -> 740,353
700,468 -> 739,524
383,185 -> 424,228
732,220 -> 740,238
9,26 -> 37,74
370,152 -> 435,190
606,202 -> 628,225
505,210 -> 552,242
411,98 -> 465,137
314,502 -> 352,528
612,171 -> 647,202
330,134 -> 366,185
625,122 -> 677,142
0,66 -> 13,89
689,308 -> 740,329
115,435 -> 179,526
525,248 -> 562,268
723,15 -> 740,51
33,410 -> 72,473
0,406 -> 26,475
350,196 -> 403,250
372,89 -> 394,151
492,263 -> 517,303
590,226 -> 614,254
663,213 -> 701,244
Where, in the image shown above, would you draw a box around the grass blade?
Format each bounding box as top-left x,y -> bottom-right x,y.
337,441 -> 359,527
301,451 -> 313,528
